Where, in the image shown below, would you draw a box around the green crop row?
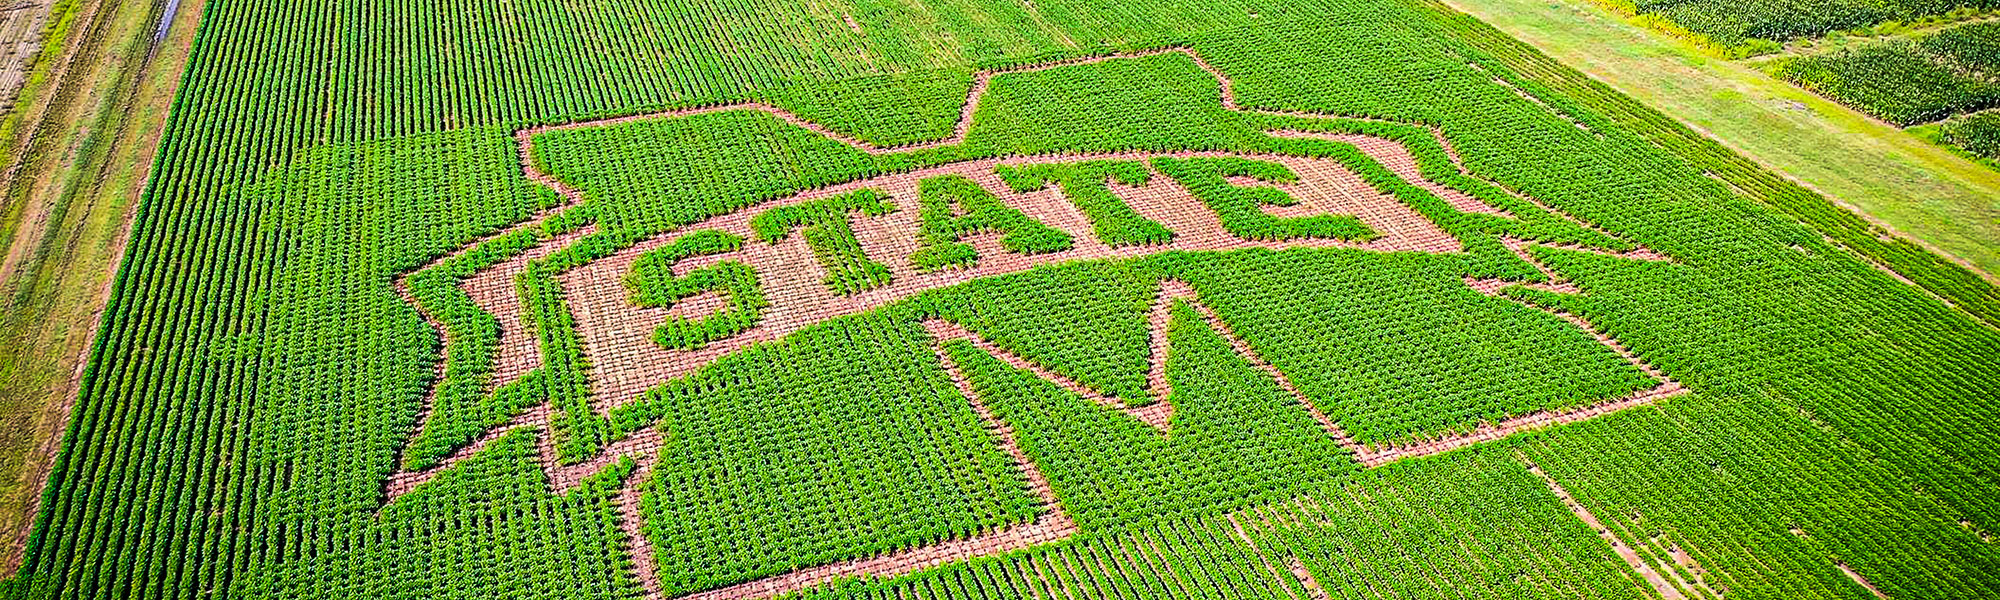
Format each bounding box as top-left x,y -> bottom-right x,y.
792,451 -> 1671,600
913,174 -> 1076,271
796,516 -> 1309,600
1759,20 -> 2000,126
1767,34 -> 2000,125
939,296 -> 1356,530
1404,1 -> 2000,323
752,189 -> 902,295
1152,157 -> 1379,242
997,160 -> 1174,248
624,313 -> 1043,598
1603,0 -> 1996,48
627,230 -> 768,350
1921,106 -> 2000,158
241,430 -> 641,600
16,2 -> 2000,600
1918,19 -> 2000,71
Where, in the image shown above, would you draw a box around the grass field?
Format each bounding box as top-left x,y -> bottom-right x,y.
0,0 -> 199,574
1446,0 -> 2000,279
2,0 -> 1998,599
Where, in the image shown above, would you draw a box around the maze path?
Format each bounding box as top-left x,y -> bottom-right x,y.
676,272 -> 1680,600
379,46 -> 1691,600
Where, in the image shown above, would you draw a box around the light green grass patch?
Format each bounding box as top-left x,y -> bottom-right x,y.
1443,0 -> 2000,279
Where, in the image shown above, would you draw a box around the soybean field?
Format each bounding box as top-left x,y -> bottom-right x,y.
2,0 -> 1998,600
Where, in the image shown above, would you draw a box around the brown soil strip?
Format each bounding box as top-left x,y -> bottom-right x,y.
545,416 -> 668,597
379,110 -> 627,481
1283,556 -> 1332,600
927,319 -> 1174,432
666,322 -> 1079,600
1270,131 -> 1507,217
381,406 -> 542,500
462,226 -> 596,385
659,280 -> 1337,600
378,402 -> 668,594
1222,512 -> 1309,600
1164,278 -> 1357,448
1838,563 -> 1889,599
395,223 -> 587,392
527,46 -> 1290,158
1520,455 -> 1692,600
1655,535 -> 1725,598
684,267 -> 1509,600
1698,170 -> 1974,315
1277,126 -> 1677,267
395,44 -> 1653,459
524,49 -> 1220,157
389,104 -> 1438,505
612,438 -> 663,597
385,210 -> 595,480
1465,61 -> 1600,137
1376,297 -> 1684,466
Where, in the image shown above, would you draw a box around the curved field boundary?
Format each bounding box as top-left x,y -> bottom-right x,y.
382,46 -> 1690,600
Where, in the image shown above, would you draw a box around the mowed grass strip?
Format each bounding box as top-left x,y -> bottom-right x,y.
1442,0 -> 2000,280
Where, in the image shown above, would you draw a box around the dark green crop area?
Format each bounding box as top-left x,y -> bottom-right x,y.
1766,21 -> 2000,126
1928,107 -> 2000,158
1612,0 -> 1997,47
7,0 -> 1998,599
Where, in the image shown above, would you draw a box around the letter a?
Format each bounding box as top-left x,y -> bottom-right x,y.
910,174 -> 1073,272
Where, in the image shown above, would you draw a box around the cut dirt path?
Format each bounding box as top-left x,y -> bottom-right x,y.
382,46 -> 1693,600
1521,455 -> 1722,600
555,150 -> 1465,410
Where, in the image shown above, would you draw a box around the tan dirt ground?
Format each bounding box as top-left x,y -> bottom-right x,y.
0,0 -> 56,114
